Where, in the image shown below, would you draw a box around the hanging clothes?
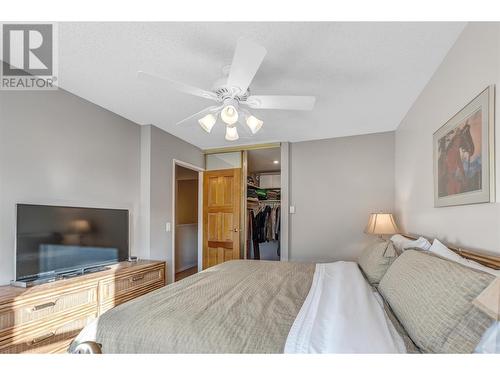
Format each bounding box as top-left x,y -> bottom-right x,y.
262,206 -> 272,242
275,206 -> 280,240
252,204 -> 280,244
247,190 -> 281,259
247,210 -> 260,260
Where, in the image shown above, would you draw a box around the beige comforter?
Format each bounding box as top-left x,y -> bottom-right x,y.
70,260 -> 315,353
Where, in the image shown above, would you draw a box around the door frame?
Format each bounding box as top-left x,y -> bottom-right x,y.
280,142 -> 289,261
171,159 -> 204,283
206,143 -> 290,261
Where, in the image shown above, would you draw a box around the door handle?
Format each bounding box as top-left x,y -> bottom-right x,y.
231,228 -> 240,232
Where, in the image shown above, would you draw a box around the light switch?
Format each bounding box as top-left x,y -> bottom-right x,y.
289,206 -> 295,214
165,222 -> 171,232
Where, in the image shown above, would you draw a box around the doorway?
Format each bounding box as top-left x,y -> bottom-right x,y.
201,144 -> 289,268
173,162 -> 202,281
245,147 -> 282,261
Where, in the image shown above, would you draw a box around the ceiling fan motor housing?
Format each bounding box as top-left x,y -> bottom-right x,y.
213,86 -> 250,104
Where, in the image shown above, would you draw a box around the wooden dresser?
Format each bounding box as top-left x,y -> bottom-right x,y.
0,260 -> 166,354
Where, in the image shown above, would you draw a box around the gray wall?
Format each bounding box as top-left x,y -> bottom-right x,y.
0,90 -> 205,285
142,125 -> 204,283
395,23 -> 500,254
289,132 -> 395,262
0,89 -> 141,285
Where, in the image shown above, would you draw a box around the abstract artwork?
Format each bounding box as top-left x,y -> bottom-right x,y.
434,86 -> 495,207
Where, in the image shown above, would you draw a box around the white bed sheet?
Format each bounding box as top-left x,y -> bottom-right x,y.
284,261 -> 406,353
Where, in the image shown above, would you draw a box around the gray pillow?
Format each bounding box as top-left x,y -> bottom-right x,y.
358,240 -> 398,285
379,250 -> 494,353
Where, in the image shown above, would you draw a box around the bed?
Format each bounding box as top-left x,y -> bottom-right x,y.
69,237 -> 499,354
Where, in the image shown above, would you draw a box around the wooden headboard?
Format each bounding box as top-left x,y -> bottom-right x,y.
402,234 -> 500,270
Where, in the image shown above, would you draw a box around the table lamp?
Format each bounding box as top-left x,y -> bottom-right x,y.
364,213 -> 399,239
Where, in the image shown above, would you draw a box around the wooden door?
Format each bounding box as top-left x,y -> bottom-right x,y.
203,168 -> 242,269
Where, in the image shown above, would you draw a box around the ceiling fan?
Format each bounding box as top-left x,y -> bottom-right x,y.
137,38 -> 316,141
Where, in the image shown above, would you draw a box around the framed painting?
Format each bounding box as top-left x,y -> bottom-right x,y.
434,86 -> 495,207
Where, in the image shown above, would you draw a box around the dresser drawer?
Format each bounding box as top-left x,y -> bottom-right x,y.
99,266 -> 165,303
0,285 -> 98,335
99,279 -> 165,314
0,309 -> 97,354
0,260 -> 165,353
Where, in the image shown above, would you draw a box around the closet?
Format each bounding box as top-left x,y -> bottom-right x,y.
245,148 -> 281,261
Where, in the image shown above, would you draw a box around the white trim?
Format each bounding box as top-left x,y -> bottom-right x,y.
242,150 -> 248,259
139,125 -> 151,261
174,159 -> 204,173
280,142 -> 290,261
171,159 -> 204,282
197,174 -> 203,272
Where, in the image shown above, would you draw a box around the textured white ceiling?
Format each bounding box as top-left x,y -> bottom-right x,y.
248,148 -> 281,173
58,22 -> 466,149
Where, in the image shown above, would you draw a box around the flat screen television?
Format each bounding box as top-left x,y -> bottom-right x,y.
16,204 -> 129,282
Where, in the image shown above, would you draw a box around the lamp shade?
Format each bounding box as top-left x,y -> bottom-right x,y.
246,115 -> 263,134
198,113 -> 217,133
221,105 -> 238,125
365,213 -> 398,235
473,277 -> 500,320
225,125 -> 239,141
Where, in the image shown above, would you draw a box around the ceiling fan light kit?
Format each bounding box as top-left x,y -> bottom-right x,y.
198,113 -> 217,133
225,125 -> 239,141
138,38 -> 316,142
246,115 -> 263,134
221,104 -> 239,125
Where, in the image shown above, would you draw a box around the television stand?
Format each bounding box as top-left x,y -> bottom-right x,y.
10,275 -> 58,288
0,260 -> 166,353
82,265 -> 110,275
10,265 -> 113,287
59,265 -> 111,280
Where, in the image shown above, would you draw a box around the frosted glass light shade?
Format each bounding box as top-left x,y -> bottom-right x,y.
221,105 -> 238,125
246,115 -> 263,134
198,113 -> 217,133
225,126 -> 239,141
365,213 -> 399,235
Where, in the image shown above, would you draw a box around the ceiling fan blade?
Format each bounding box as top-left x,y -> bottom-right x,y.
245,95 -> 316,111
137,71 -> 218,101
226,38 -> 267,94
176,105 -> 222,126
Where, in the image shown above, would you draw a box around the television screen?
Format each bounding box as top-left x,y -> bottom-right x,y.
16,204 -> 129,281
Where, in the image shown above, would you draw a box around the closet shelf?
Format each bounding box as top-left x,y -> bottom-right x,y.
247,183 -> 281,190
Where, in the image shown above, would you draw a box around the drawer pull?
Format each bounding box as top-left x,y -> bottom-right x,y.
30,331 -> 55,345
31,301 -> 57,311
130,274 -> 145,282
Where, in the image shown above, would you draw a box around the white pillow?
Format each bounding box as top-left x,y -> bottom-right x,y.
407,236 -> 432,251
390,234 -> 431,253
429,239 -> 500,277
